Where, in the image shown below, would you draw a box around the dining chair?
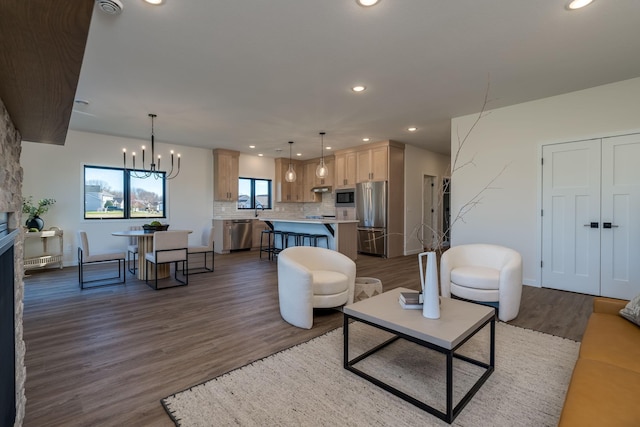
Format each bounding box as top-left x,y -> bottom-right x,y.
77,230 -> 126,289
127,225 -> 142,274
186,226 -> 214,274
145,230 -> 189,290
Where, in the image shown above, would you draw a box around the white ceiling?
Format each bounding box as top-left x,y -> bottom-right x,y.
70,0 -> 640,158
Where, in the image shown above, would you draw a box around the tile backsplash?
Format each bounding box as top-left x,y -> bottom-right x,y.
213,192 -> 336,219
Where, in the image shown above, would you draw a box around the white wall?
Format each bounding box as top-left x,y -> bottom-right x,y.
404,144 -> 450,255
450,77 -> 640,286
21,130 -> 214,266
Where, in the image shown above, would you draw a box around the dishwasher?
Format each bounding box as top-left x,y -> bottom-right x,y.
229,219 -> 253,251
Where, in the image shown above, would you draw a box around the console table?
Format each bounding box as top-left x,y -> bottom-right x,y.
24,227 -> 64,270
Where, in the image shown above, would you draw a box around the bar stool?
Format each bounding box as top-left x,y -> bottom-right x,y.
272,230 -> 287,258
259,229 -> 274,260
303,234 -> 329,248
286,232 -> 305,247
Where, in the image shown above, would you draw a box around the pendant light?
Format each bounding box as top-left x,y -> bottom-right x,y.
316,131 -> 329,179
285,141 -> 297,182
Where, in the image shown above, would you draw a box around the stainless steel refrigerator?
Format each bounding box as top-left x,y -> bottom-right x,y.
356,181 -> 387,257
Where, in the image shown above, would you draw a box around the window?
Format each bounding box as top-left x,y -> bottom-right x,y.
237,178 -> 271,210
84,166 -> 166,219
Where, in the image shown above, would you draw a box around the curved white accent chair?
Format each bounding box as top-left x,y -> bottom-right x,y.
186,226 -> 214,274
77,230 -> 126,289
277,246 -> 356,329
145,231 -> 189,290
440,244 -> 523,322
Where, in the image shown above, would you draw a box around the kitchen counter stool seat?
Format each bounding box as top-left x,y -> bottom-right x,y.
260,229 -> 275,260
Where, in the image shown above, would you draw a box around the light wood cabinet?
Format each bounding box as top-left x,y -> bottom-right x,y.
274,158 -> 303,202
301,156 -> 334,202
303,162 -> 319,202
334,152 -> 356,188
213,149 -> 239,201
213,219 -> 232,253
356,145 -> 388,182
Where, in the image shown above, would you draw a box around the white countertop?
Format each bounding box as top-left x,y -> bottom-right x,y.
259,217 -> 358,224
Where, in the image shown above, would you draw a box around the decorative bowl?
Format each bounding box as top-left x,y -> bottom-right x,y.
142,224 -> 169,233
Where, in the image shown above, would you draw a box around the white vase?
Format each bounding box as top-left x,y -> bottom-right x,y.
419,251 -> 440,319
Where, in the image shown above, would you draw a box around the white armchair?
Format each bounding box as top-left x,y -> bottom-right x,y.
277,246 -> 356,329
440,244 -> 523,322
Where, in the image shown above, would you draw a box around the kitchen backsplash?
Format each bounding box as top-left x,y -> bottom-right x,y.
213,191 -> 336,219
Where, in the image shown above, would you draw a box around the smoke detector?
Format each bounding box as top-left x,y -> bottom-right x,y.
96,0 -> 123,15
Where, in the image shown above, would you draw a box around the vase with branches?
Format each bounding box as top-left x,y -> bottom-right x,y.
22,196 -> 56,231
413,79 -> 509,319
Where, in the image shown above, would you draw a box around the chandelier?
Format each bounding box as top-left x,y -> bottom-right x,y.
122,113 -> 181,179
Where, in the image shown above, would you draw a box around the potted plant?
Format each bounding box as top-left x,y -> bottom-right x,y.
22,196 -> 56,231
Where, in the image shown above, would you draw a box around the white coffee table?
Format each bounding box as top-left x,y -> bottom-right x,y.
343,287 -> 496,424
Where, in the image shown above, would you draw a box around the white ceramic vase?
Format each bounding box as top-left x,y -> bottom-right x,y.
419,251 -> 440,319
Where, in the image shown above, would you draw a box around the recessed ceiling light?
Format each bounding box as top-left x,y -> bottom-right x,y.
362,137 -> 370,142
296,153 -> 302,157
351,85 -> 366,93
249,145 -> 255,149
566,0 -> 594,10
144,0 -> 164,5
408,127 -> 418,132
258,153 -> 264,157
326,146 -> 332,150
356,0 -> 381,6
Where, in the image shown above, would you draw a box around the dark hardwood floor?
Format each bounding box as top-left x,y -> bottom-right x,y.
22,251 -> 593,426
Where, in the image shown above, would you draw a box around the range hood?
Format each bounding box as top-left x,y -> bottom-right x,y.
311,186 -> 332,193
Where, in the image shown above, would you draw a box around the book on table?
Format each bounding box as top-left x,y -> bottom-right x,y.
399,292 -> 422,304
398,297 -> 423,310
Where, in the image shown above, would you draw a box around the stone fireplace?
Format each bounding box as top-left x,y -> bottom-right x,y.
0,97 -> 26,426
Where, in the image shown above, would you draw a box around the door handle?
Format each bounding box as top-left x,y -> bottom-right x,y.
602,222 -> 619,229
583,222 -> 599,228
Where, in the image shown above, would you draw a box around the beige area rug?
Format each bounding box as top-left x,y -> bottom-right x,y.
162,322 -> 579,426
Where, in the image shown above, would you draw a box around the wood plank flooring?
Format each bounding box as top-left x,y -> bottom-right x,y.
22,251 -> 593,427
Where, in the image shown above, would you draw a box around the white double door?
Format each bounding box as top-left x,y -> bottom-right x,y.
542,134 -> 640,299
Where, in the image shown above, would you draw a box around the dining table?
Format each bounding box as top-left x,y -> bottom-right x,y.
111,229 -> 192,281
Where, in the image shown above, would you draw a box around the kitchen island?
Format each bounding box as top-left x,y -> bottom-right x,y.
259,217 -> 358,260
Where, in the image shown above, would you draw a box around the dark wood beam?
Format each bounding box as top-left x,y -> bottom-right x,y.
0,0 -> 93,145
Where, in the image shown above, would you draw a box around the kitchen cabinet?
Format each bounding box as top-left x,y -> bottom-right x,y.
303,162 -> 319,202
274,158 -> 303,202
213,149 -> 240,201
213,219 -> 232,253
302,156 -> 335,202
356,145 -> 388,182
334,151 -> 356,188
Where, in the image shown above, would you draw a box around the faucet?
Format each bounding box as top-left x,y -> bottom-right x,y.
255,202 -> 264,217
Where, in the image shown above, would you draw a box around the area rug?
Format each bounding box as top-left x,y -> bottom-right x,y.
162,322 -> 579,426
